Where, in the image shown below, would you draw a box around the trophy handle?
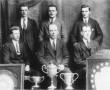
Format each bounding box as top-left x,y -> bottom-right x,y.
60,73 -> 65,82
42,65 -> 48,74
72,73 -> 79,83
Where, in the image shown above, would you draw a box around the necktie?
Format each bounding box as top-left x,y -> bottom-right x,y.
50,19 -> 53,24
53,40 -> 56,50
16,42 -> 20,55
84,19 -> 88,24
23,18 -> 26,29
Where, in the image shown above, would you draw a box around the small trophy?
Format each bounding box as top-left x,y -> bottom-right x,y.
60,72 -> 79,89
31,76 -> 44,89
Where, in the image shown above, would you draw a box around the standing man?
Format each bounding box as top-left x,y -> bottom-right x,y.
70,4 -> 103,89
71,4 -> 103,48
17,4 -> 40,73
39,4 -> 67,42
37,24 -> 70,89
18,4 -> 39,52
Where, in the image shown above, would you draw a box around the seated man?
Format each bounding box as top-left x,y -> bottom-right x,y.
37,24 -> 70,89
2,26 -> 32,89
74,24 -> 99,65
73,24 -> 100,89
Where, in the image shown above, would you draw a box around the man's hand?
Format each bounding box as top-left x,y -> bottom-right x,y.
74,42 -> 80,48
58,64 -> 65,71
25,65 -> 30,72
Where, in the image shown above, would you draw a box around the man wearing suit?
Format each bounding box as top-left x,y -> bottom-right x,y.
71,4 -> 103,49
70,4 -> 103,68
18,4 -> 39,52
70,4 -> 103,89
2,26 -> 34,89
16,4 -> 40,73
37,24 -> 70,89
2,26 -> 29,68
39,4 -> 67,42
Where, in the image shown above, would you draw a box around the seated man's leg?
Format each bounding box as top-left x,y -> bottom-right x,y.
73,43 -> 87,90
75,68 -> 86,90
74,43 -> 90,62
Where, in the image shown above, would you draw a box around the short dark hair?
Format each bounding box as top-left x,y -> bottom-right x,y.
19,4 -> 29,12
48,4 -> 57,11
20,4 -> 28,8
9,26 -> 20,34
81,4 -> 91,11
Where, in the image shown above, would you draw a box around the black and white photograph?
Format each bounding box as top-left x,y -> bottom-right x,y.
0,0 -> 110,90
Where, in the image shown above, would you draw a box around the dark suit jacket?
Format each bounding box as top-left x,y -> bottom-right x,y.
73,41 -> 91,64
37,39 -> 69,66
71,17 -> 103,46
39,18 -> 67,42
17,18 -> 39,52
2,40 -> 29,64
70,18 -> 103,71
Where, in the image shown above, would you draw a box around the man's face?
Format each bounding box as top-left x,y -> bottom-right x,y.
49,25 -> 59,39
20,6 -> 28,17
48,7 -> 57,18
81,26 -> 92,40
12,30 -> 20,41
81,7 -> 90,18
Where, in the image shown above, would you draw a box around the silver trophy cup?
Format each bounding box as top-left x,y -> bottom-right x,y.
31,76 -> 44,89
60,73 -> 79,89
42,63 -> 60,89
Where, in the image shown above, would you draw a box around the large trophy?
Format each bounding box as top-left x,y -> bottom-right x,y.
60,72 -> 79,89
42,63 -> 60,89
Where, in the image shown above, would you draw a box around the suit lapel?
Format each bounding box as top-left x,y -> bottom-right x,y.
87,18 -> 94,40
56,39 -> 61,56
19,41 -> 23,53
27,18 -> 32,31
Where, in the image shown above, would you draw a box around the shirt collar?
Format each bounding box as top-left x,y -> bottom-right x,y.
83,17 -> 89,23
49,17 -> 56,23
50,38 -> 57,44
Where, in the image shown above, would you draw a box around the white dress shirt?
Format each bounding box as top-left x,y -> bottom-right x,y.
12,40 -> 20,54
83,18 -> 89,24
49,17 -> 56,24
83,38 -> 89,48
50,38 -> 57,50
21,17 -> 28,29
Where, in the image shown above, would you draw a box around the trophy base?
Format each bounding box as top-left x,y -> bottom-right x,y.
48,85 -> 56,89
32,85 -> 40,90
32,85 -> 39,88
65,86 -> 73,90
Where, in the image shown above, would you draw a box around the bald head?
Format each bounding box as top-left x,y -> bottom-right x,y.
49,24 -> 59,39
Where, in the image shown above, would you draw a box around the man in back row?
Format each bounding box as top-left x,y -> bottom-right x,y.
71,4 -> 103,49
70,4 -> 103,89
39,4 -> 67,42
16,4 -> 40,73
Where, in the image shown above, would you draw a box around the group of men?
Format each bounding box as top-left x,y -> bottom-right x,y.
2,3 -> 103,89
